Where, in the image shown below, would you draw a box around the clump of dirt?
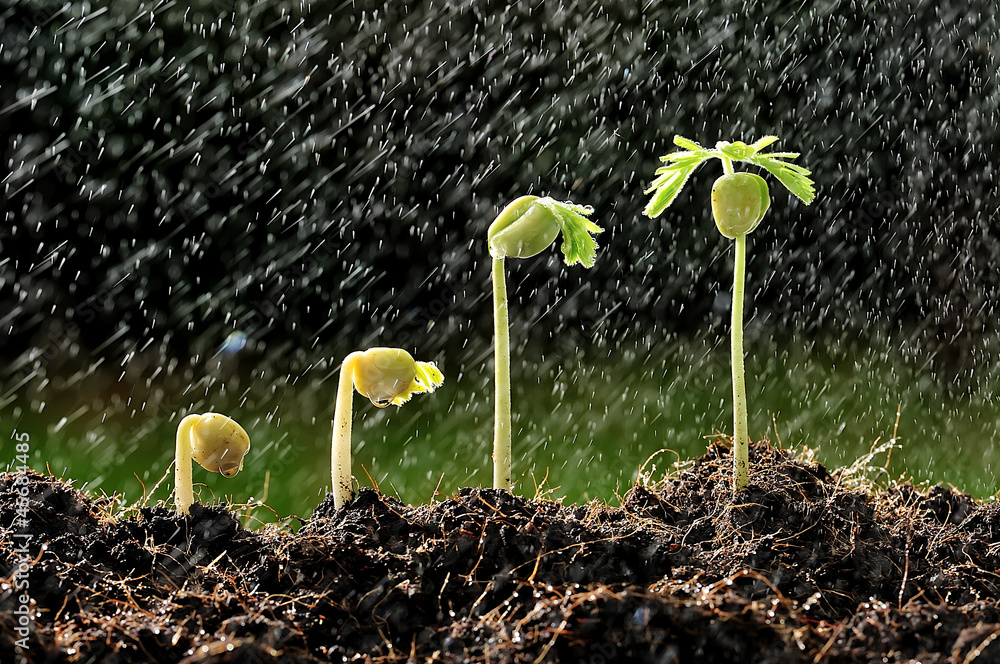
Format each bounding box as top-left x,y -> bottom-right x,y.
3,441 -> 1000,662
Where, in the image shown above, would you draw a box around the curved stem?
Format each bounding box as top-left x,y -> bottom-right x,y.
731,234 -> 750,491
721,155 -> 735,175
332,352 -> 363,509
174,414 -> 200,515
492,257 -> 512,491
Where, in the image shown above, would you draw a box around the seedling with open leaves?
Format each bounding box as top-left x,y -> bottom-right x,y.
644,136 -> 816,491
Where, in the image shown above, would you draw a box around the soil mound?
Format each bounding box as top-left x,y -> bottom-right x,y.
3,442 -> 999,662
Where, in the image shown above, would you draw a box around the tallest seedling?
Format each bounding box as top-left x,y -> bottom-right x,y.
487,195 -> 603,490
644,136 -> 816,491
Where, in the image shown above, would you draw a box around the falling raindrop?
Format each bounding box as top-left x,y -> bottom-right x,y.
0,0 -> 998,519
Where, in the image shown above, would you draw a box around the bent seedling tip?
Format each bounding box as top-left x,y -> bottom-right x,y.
331,347 -> 444,508
174,412 -> 251,515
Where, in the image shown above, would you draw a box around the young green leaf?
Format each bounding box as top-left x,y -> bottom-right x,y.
643,135 -> 718,218
750,135 -> 780,152
644,134 -> 816,217
672,135 -> 707,152
643,155 -> 705,218
536,198 -> 603,268
718,141 -> 757,161
746,154 -> 816,204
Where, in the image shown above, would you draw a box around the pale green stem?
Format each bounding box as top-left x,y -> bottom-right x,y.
732,234 -> 750,491
331,351 -> 363,508
492,257 -> 512,491
174,414 -> 200,515
721,156 -> 735,175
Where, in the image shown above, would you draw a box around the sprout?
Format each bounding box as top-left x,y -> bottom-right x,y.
644,136 -> 815,492
331,347 -> 444,508
487,195 -> 603,491
174,412 -> 251,515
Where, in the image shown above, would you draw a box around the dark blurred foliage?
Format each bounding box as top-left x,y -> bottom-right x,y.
1,0 -> 997,371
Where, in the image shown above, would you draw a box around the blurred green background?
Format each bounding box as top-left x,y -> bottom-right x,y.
3,1 -> 1000,527
6,328 -> 998,526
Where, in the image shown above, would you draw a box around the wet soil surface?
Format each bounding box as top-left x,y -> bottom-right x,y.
3,442 -> 1000,663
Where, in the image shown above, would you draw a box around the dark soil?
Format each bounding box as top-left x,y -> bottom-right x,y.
4,441 -> 1000,663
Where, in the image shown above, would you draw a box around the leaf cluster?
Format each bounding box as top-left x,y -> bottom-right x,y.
537,198 -> 603,268
643,136 -> 816,218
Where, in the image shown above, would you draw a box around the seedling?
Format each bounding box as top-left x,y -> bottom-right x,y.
487,195 -> 603,491
174,412 -> 251,515
331,347 -> 444,508
643,136 -> 815,491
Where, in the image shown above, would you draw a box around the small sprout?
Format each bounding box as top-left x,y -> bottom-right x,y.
174,412 -> 251,515
331,347 -> 444,508
487,195 -> 603,491
644,135 -> 815,492
489,195 -> 603,267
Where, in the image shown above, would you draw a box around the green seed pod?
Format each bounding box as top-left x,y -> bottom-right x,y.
711,173 -> 771,239
487,195 -> 560,260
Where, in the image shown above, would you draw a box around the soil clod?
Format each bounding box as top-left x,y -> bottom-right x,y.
3,442 -> 998,662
